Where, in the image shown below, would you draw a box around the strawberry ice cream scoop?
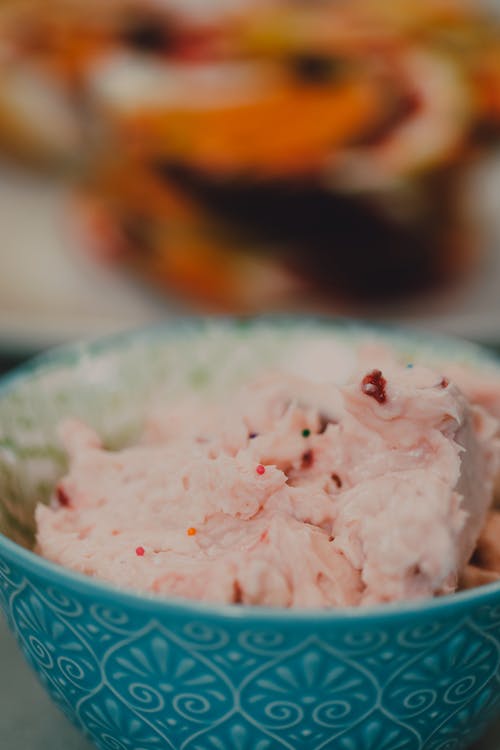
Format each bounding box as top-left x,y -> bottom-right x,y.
36,353 -> 499,608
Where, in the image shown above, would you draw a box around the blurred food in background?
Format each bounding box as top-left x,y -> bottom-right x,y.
1,0 -> 499,312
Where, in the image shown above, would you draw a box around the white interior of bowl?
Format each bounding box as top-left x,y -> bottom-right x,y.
0,318 -> 497,550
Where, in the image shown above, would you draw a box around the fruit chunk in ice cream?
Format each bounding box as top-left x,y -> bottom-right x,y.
36,351 -> 499,607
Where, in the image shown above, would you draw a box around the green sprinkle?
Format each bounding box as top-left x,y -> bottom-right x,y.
302,429 -> 311,438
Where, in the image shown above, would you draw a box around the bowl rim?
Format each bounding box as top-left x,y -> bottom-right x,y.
1,313 -> 500,626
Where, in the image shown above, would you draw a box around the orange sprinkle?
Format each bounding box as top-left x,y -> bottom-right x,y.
187,527 -> 197,536
256,464 -> 266,475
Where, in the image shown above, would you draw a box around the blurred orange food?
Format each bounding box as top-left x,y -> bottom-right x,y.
1,0 -> 499,309
110,66 -> 384,176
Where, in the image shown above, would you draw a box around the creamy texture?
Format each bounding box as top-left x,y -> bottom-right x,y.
36,340 -> 500,608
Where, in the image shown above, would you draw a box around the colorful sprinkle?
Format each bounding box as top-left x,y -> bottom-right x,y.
256,464 -> 266,475
135,546 -> 145,557
302,428 -> 311,438
361,369 -> 387,404
249,432 -> 258,439
440,377 -> 449,389
406,363 -> 414,369
187,527 -> 197,536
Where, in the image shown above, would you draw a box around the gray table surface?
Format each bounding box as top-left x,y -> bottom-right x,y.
1,616 -> 92,749
1,615 -> 499,750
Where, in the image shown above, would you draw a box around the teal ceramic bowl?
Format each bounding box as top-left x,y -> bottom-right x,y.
2,318 -> 500,750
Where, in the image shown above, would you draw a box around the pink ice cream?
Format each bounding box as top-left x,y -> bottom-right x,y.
36,344 -> 500,608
